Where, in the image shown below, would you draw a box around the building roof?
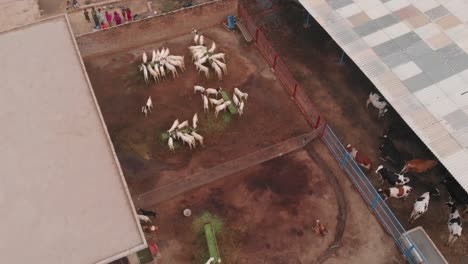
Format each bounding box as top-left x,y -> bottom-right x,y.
0,16 -> 146,264
300,0 -> 468,191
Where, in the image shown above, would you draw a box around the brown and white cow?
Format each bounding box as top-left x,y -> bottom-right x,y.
346,144 -> 372,171
378,185 -> 413,201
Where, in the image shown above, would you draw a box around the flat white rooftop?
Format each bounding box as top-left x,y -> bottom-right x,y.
300,0 -> 468,191
0,16 -> 146,264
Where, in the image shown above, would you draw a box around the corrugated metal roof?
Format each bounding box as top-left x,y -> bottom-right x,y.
300,0 -> 468,191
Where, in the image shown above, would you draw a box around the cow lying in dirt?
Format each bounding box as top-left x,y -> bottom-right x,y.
346,144 -> 372,171
378,185 -> 413,201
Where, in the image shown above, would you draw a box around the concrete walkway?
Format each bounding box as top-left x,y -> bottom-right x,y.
135,130 -> 320,207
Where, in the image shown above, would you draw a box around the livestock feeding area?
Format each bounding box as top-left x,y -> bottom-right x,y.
84,27 -> 337,263
82,11 -> 401,263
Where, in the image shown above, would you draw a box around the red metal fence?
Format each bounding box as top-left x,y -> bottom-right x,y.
238,5 -> 323,130
238,5 -> 428,263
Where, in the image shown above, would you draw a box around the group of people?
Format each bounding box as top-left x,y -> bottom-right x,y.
66,0 -> 80,10
83,7 -> 133,30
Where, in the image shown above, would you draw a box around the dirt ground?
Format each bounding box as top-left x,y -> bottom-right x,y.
242,1 -> 468,262
150,147 -> 400,264
0,0 -> 40,31
83,26 -> 310,196
83,19 -> 401,263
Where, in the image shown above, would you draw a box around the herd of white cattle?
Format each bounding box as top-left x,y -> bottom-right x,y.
194,85 -> 248,117
137,29 -> 248,152
190,29 -> 227,80
166,114 -> 204,151
139,48 -> 185,85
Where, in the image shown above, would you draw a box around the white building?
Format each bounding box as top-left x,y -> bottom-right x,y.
0,16 -> 146,264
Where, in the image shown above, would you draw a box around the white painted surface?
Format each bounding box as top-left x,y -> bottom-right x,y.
0,16 -> 146,264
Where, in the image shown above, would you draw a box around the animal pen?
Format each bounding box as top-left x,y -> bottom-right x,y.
238,4 -> 432,264
74,0 -> 441,262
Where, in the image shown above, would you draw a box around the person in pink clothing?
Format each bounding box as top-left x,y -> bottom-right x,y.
105,11 -> 113,26
126,8 -> 132,21
113,11 -> 122,25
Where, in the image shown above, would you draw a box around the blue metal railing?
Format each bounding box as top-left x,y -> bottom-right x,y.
321,125 -> 428,264
237,5 -> 428,262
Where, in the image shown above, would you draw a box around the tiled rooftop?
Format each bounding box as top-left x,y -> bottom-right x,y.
300,0 -> 468,190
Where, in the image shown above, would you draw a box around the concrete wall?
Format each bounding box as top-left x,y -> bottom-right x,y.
76,0 -> 238,57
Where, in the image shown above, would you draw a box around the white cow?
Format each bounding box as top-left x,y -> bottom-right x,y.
177,120 -> 189,130
192,113 -> 198,129
208,42 -> 216,53
192,28 -> 199,44
234,87 -> 248,100
147,65 -> 159,83
238,101 -> 245,116
213,58 -> 227,75
180,134 -> 195,149
232,94 -> 240,107
168,137 -> 175,152
197,55 -> 209,65
205,88 -> 218,97
142,52 -> 147,64
146,96 -> 153,111
183,133 -> 196,145
159,64 -> 166,79
195,62 -> 210,78
446,200 -> 463,246
168,119 -> 179,133
151,50 -> 156,63
215,101 -> 231,118
210,53 -> 225,62
366,92 -> 388,119
194,85 -> 205,94
140,64 -> 149,85
408,192 -> 430,223
138,214 -> 151,223
199,34 -> 204,46
203,95 -> 209,113
191,131 -> 204,146
164,61 -> 178,78
141,96 -> 153,117
141,106 -> 149,117
175,131 -> 184,140
209,98 -> 224,106
211,61 -> 223,80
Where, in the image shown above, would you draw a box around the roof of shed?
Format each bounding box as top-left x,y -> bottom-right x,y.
299,0 -> 468,191
0,16 -> 146,264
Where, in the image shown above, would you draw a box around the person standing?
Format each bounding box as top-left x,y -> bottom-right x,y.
73,0 -> 80,8
126,8 -> 132,22
114,11 -> 122,26
91,7 -> 99,29
72,0 -> 80,8
83,9 -> 90,23
121,9 -> 127,22
97,8 -> 106,26
105,11 -> 113,26
66,1 -> 72,11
